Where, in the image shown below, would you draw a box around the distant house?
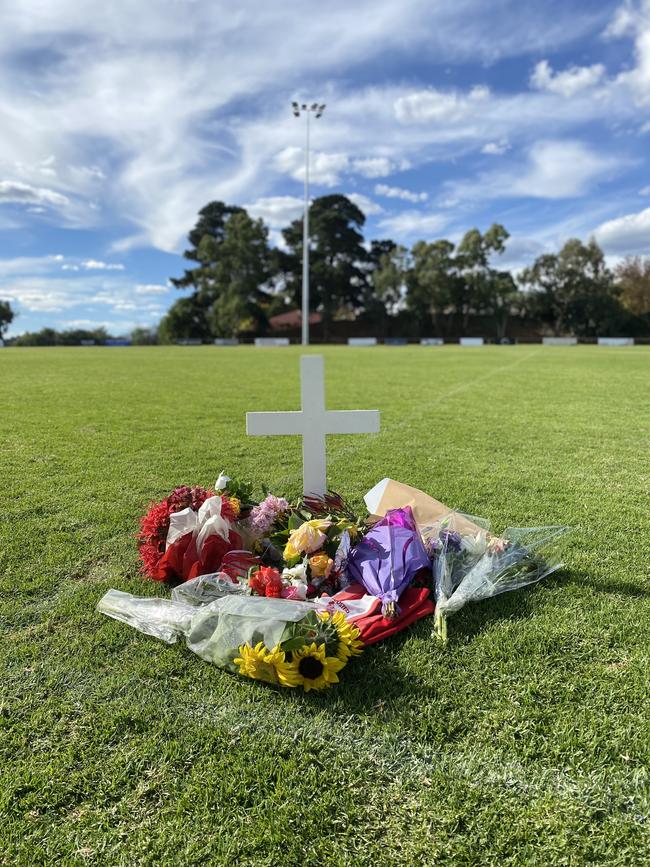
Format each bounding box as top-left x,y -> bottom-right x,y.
269,309 -> 322,331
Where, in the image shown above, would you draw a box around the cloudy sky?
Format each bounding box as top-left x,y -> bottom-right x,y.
1,0 -> 649,335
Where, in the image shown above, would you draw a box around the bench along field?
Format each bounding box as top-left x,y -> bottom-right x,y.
2,344 -> 649,865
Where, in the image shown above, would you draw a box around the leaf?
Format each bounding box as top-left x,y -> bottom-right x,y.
280,636 -> 309,653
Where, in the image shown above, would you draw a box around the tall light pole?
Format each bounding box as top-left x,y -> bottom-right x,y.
292,101 -> 326,345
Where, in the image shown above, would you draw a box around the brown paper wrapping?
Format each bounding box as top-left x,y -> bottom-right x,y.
367,479 -> 485,537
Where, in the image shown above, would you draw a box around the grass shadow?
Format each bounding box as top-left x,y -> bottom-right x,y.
555,567 -> 650,599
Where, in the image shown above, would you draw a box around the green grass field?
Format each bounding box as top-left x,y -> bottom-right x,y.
2,345 -> 650,866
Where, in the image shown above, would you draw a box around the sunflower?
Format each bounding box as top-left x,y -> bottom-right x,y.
287,642 -> 345,692
233,642 -> 299,688
317,610 -> 364,661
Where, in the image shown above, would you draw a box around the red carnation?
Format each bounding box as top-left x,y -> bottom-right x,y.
248,565 -> 283,597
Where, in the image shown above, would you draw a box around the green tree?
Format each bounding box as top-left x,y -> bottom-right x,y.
171,201 -> 245,290
0,300 -> 14,337
169,203 -> 271,338
280,194 -> 369,340
406,239 -> 458,337
196,211 -> 271,337
481,270 -> 520,341
53,327 -> 109,346
12,327 -> 60,347
130,327 -> 158,345
615,256 -> 650,319
158,295 -> 211,343
366,241 -> 409,339
455,224 -> 510,333
521,238 -> 622,337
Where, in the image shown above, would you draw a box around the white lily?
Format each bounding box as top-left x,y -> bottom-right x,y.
460,531 -> 488,558
282,561 -> 308,582
215,471 -> 231,491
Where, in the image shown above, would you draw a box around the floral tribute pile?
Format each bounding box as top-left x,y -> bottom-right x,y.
98,474 -> 568,693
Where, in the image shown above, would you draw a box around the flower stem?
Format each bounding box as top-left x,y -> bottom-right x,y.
434,609 -> 448,643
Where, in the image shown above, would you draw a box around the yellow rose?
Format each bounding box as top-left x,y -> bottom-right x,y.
309,552 -> 332,578
284,519 -> 331,560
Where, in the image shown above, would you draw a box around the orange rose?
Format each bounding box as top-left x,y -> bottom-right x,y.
309,552 -> 333,578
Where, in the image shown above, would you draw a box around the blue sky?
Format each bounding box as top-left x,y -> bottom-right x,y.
1,0 -> 649,336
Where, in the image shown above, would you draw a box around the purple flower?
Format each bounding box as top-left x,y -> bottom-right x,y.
439,529 -> 462,553
425,537 -> 441,558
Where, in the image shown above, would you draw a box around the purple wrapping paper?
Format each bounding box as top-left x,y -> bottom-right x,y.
347,507 -> 431,615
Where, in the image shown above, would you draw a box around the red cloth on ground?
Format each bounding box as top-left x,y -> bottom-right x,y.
332,582 -> 435,645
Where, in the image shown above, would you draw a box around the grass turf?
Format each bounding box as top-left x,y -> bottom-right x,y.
1,345 -> 649,866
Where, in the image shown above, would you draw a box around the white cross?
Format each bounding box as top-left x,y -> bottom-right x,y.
246,355 -> 380,496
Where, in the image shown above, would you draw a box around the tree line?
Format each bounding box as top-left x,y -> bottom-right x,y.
158,195 -> 650,342
3,194 -> 650,345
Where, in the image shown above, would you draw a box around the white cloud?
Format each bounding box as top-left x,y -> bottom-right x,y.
593,205 -> 650,254
640,184 -> 650,194
605,2 -> 639,38
378,211 -> 448,238
481,139 -> 511,155
63,259 -> 125,271
530,60 -> 606,97
133,283 -> 169,295
607,0 -> 650,105
450,140 -> 620,204
347,193 -> 383,215
245,195 -> 304,227
394,85 -> 490,123
109,233 -> 150,253
511,141 -> 618,198
0,254 -> 73,276
375,183 -> 427,203
352,157 -> 393,178
493,236 -> 549,271
0,0 -> 640,254
274,147 -> 349,186
1,268 -> 169,325
1,279 -> 79,312
81,259 -> 125,271
0,180 -> 70,207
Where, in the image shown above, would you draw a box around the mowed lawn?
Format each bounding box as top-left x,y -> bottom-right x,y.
2,345 -> 649,866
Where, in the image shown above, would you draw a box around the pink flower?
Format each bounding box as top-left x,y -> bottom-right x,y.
248,494 -> 289,536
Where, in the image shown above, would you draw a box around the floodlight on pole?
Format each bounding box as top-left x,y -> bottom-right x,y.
292,100 -> 326,345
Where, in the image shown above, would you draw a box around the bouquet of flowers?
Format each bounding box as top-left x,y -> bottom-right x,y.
427,517 -> 569,641
137,484 -> 244,583
347,506 -> 431,618
97,475 -> 570,693
97,587 -> 363,692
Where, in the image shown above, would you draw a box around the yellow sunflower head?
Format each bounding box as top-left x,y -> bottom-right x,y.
317,610 -> 364,661
289,642 -> 345,692
234,642 -> 299,688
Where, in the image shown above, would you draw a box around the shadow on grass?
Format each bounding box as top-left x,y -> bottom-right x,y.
555,567 -> 650,599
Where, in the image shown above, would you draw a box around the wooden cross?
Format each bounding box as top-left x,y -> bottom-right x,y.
246,355 -> 380,496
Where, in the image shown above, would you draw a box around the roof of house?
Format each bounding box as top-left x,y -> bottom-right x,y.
269,309 -> 323,329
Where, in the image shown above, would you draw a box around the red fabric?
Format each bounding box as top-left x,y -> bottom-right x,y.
152,529 -> 243,583
333,582 -> 435,645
